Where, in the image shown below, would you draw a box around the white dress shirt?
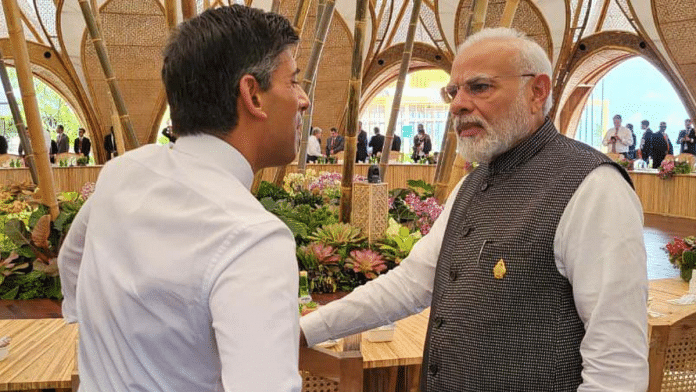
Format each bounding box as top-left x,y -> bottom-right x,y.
301,165 -> 648,392
307,135 -> 322,157
59,134 -> 301,392
602,126 -> 633,153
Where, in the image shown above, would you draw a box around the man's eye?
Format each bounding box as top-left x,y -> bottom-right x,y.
469,83 -> 491,94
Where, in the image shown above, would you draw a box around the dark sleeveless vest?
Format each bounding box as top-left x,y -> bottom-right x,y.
421,120 -> 632,391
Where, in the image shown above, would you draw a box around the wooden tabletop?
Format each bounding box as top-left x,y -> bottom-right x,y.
360,309 -> 430,369
648,277 -> 696,327
0,318 -> 77,391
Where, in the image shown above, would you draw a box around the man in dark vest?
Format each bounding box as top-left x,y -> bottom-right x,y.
300,27 -> 648,392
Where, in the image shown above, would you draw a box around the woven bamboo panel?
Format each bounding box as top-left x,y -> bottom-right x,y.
351,182 -> 388,243
654,0 -> 696,112
600,0 -> 633,32
301,371 -> 339,392
82,0 -> 167,147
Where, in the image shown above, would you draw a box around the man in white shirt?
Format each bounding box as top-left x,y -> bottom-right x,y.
301,27 -> 647,391
58,5 -> 309,391
602,114 -> 633,155
307,127 -> 323,162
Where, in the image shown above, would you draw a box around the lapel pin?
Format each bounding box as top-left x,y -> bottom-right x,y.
493,258 -> 506,279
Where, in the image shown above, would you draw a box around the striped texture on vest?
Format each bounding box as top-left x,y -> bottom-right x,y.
421,120 -> 632,391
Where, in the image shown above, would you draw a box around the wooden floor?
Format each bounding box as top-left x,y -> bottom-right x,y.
0,213 -> 691,320
644,214 -> 696,280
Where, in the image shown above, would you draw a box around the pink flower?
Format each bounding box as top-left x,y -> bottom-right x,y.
80,182 -> 95,201
306,242 -> 341,265
346,249 -> 387,279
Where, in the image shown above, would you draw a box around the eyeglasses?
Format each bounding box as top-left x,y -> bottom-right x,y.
440,73 -> 536,103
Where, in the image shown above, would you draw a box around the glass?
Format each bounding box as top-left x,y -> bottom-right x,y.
440,73 -> 536,103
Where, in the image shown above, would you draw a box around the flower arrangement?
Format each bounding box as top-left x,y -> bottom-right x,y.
388,179 -> 444,235
664,236 -> 696,282
615,156 -> 633,170
658,159 -> 691,180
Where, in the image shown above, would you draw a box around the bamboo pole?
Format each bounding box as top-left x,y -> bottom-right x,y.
499,0 -> 520,28
296,0 -> 335,172
339,0 -> 369,223
204,0 -> 212,11
164,0 -> 177,29
1,0 -> 58,218
271,0 -> 281,13
182,0 -> 196,20
292,0 -> 313,36
77,0 -> 140,151
109,92 -> 125,157
379,0 -> 423,181
0,49 -> 38,184
434,114 -> 458,203
466,0 -> 488,36
271,0 -> 317,186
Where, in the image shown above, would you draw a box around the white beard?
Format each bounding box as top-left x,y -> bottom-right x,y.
455,89 -> 532,163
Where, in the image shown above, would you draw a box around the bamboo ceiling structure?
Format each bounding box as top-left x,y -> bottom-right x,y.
0,0 -> 693,202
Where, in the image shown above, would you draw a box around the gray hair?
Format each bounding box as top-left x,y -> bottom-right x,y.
457,27 -> 553,115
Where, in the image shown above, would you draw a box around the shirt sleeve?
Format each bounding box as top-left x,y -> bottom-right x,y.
601,130 -> 612,146
554,165 -> 648,392
57,196 -> 93,323
300,179 -> 464,346
209,222 -> 302,392
621,128 -> 633,146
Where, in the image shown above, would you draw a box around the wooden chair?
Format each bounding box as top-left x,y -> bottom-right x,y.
300,333 -> 363,392
649,312 -> 696,391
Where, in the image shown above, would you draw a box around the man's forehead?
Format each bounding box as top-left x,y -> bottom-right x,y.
451,40 -> 518,81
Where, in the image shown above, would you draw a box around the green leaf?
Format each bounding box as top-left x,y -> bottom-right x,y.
277,216 -> 308,238
259,197 -> 278,212
684,251 -> 695,269
53,212 -> 70,232
16,245 -> 35,258
1,286 -> 18,299
4,219 -> 30,247
28,205 -> 49,229
398,226 -> 410,237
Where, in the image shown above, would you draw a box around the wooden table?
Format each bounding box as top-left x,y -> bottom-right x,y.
648,277 -> 696,331
360,309 -> 429,392
0,319 -> 77,392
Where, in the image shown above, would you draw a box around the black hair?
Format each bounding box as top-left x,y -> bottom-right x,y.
162,5 -> 298,137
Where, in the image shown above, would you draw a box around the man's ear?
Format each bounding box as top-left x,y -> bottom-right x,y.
529,74 -> 551,115
238,74 -> 267,120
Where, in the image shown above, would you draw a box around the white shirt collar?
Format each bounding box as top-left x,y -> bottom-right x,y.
173,134 -> 254,190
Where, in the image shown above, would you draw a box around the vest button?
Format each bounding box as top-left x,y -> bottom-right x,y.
480,182 -> 489,191
449,270 -> 457,281
461,226 -> 472,237
429,363 -> 438,376
434,317 -> 444,328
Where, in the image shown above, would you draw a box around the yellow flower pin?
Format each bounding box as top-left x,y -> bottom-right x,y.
493,259 -> 506,279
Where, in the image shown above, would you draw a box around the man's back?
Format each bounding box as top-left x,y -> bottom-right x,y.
61,136 -> 301,391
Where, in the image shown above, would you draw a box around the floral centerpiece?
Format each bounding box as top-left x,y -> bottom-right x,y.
664,236 -> 696,282
658,158 -> 691,180
614,155 -> 633,171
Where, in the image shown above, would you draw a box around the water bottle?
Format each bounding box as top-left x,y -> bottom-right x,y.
298,271 -> 312,305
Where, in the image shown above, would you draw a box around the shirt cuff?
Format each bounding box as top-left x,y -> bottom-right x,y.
300,310 -> 333,347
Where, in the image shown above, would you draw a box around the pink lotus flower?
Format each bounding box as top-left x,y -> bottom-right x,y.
346,249 -> 387,279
